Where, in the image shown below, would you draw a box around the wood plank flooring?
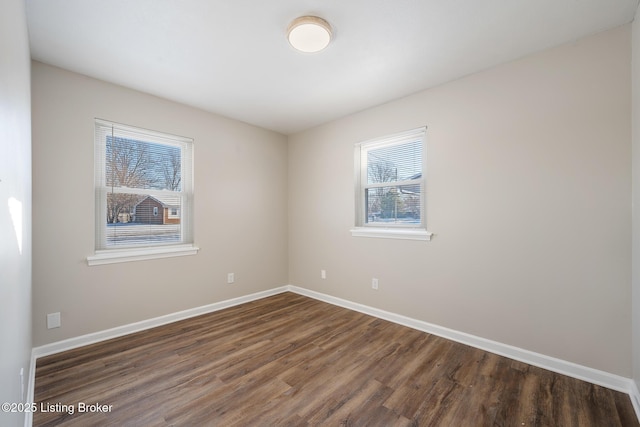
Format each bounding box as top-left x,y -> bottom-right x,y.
34,292 -> 638,426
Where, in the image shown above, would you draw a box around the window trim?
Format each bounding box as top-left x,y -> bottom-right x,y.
350,227 -> 432,241
87,244 -> 199,266
351,126 -> 431,241
88,119 -> 198,265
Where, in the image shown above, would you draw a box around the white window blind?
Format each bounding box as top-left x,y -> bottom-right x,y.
354,127 -> 426,230
92,119 -> 195,257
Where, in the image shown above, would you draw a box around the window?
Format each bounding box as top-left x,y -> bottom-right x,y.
351,127 -> 432,240
87,119 -> 198,265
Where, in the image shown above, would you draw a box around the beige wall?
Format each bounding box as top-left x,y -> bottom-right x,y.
31,62 -> 289,346
289,26 -> 632,376
0,0 -> 32,424
632,7 -> 640,390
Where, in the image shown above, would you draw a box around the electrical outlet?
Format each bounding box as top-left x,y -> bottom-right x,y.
227,273 -> 235,284
321,270 -> 326,279
47,312 -> 61,329
372,278 -> 379,290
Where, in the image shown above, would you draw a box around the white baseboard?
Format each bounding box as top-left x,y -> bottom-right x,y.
24,348 -> 36,427
25,286 -> 289,427
25,284 -> 639,425
287,285 -> 637,397
31,286 -> 289,359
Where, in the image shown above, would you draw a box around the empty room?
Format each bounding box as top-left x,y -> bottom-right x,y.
4,0 -> 640,425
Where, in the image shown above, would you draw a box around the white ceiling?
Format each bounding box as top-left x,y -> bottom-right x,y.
26,0 -> 639,135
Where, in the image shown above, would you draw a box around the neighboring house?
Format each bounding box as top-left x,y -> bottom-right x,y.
133,195 -> 180,225
399,172 -> 421,195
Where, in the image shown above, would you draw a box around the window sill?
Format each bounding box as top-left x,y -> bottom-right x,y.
350,227 -> 432,241
87,244 -> 199,266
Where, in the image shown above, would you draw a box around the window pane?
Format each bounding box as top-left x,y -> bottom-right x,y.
365,185 -> 421,225
106,192 -> 181,247
106,136 -> 182,191
367,140 -> 421,184
94,119 -> 194,255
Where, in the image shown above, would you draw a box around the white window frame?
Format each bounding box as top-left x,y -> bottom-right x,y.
350,127 -> 432,241
87,119 -> 199,265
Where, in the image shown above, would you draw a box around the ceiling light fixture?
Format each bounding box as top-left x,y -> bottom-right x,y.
287,16 -> 332,53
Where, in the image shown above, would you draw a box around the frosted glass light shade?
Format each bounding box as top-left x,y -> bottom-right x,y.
287,16 -> 332,53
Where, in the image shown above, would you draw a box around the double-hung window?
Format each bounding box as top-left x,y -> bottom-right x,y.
88,119 -> 198,265
351,126 -> 431,240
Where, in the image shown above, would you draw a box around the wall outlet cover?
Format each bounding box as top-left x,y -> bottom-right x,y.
47,312 -> 61,329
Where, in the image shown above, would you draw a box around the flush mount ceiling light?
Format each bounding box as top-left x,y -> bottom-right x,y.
287,16 -> 332,53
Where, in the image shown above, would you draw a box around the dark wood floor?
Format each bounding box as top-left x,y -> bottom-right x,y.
34,292 -> 638,426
